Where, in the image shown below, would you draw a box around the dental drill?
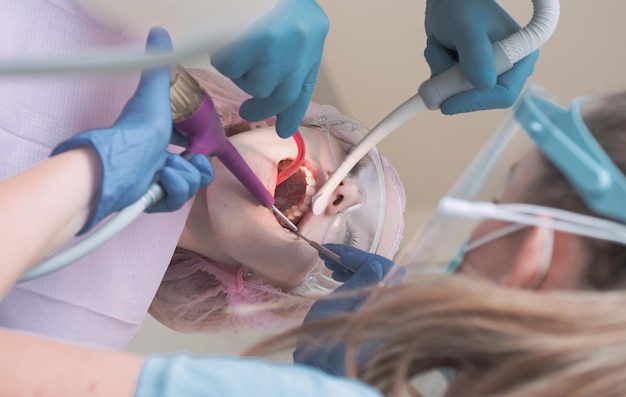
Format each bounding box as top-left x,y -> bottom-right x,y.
19,64 -> 295,282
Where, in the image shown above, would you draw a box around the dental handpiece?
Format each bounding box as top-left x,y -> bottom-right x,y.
170,65 -> 275,208
19,65 -> 282,283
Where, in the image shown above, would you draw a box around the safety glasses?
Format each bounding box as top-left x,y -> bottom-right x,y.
290,114 -> 387,296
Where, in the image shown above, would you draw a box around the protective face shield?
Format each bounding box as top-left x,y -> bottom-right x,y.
396,85 -> 626,283
290,114 -> 387,296
314,114 -> 387,251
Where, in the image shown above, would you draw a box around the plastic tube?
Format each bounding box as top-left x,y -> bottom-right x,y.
0,18 -> 245,75
418,0 -> 560,110
23,126 -> 299,282
311,95 -> 426,214
19,183 -> 164,282
311,0 -> 560,215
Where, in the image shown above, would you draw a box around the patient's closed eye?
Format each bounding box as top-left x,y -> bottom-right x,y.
349,159 -> 366,177
344,222 -> 360,247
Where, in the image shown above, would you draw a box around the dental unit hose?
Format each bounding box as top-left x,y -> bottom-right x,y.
311,0 -> 560,215
19,65 -> 282,282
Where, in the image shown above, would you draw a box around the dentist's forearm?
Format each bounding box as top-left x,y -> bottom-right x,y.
0,328 -> 143,397
0,147 -> 101,292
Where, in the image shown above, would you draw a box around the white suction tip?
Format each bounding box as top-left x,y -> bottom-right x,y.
311,190 -> 332,215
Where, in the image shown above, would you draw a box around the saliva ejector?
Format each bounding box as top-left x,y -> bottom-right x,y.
310,0 -> 561,215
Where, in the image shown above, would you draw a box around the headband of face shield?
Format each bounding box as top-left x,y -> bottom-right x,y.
396,85 -> 626,280
289,114 -> 387,296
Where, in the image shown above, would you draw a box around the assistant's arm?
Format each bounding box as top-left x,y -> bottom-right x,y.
0,325 -> 384,397
1,327 -> 143,397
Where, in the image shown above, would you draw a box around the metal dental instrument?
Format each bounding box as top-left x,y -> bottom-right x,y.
272,206 -> 350,271
293,230 -> 347,269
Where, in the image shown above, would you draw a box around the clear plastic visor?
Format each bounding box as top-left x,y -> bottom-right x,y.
291,114 -> 387,296
395,86 -> 626,280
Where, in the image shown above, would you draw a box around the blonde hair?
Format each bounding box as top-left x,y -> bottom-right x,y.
248,273 -> 626,397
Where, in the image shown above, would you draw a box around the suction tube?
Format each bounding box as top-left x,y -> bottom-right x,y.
418,0 -> 560,110
311,0 -> 560,215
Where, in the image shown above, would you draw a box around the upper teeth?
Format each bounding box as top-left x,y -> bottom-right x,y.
282,166 -> 316,222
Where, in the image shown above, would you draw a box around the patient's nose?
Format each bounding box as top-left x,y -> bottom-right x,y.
325,179 -> 362,215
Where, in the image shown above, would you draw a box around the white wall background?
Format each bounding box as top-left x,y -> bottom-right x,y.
82,0 -> 626,360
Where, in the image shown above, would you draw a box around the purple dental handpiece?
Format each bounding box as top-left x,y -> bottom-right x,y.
170,65 -> 274,208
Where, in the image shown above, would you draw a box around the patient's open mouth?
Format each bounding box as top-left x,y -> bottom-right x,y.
273,159 -> 316,227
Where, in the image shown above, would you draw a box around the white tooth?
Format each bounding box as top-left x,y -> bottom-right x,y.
302,167 -> 313,177
292,209 -> 302,217
306,185 -> 315,196
284,208 -> 293,218
305,177 -> 316,186
303,196 -> 311,205
298,203 -> 310,213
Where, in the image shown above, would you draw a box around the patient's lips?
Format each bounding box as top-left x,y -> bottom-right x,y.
274,159 -> 317,226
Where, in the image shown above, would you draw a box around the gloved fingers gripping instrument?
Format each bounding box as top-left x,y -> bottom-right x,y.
18,65 -> 297,282
310,0 -> 560,216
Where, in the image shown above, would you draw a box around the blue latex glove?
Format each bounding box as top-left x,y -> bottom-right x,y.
52,28 -> 213,234
148,154 -> 213,213
211,0 -> 329,138
424,0 -> 540,114
134,353 -> 383,397
294,244 -> 404,376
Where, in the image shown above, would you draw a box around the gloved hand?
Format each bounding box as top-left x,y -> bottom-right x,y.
147,154 -> 213,214
211,0 -> 329,138
424,0 -> 539,114
52,27 -> 213,234
134,353 -> 383,397
294,244 -> 404,376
